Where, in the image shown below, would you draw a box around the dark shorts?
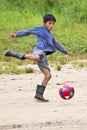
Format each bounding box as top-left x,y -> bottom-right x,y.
32,49 -> 50,72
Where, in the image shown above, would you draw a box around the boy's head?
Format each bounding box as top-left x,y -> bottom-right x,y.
43,14 -> 56,23
43,14 -> 56,31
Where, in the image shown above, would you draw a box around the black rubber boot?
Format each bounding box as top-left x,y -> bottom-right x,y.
5,50 -> 25,60
34,85 -> 49,102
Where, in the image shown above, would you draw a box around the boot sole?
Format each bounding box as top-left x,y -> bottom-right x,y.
34,97 -> 49,102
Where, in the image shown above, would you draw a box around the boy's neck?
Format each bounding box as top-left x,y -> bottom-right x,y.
44,25 -> 51,32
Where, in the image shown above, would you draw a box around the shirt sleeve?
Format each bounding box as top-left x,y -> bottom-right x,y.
52,38 -> 68,54
16,27 -> 40,37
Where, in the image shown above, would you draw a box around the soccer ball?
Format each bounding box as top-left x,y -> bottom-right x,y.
59,84 -> 75,100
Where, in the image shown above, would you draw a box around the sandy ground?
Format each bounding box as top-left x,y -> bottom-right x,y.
0,62 -> 87,130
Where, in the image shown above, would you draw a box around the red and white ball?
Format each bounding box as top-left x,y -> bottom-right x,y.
59,84 -> 75,100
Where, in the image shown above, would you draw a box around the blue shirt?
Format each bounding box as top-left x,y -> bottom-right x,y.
16,26 -> 68,55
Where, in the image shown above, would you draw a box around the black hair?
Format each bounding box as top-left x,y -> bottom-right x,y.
43,14 -> 56,23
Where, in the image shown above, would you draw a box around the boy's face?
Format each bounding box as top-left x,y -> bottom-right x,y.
44,21 -> 55,31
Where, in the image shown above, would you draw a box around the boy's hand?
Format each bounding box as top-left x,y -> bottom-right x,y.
67,52 -> 73,56
10,34 -> 16,39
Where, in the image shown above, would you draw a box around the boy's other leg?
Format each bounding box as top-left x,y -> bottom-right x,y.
34,68 -> 51,102
41,68 -> 52,86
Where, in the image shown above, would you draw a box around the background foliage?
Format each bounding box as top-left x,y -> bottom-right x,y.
0,0 -> 87,74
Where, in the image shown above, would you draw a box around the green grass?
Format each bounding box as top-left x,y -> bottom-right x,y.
0,0 -> 87,74
72,61 -> 87,68
0,61 -> 35,74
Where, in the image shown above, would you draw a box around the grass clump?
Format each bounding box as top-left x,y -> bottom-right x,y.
24,67 -> 34,73
56,63 -> 62,71
72,61 -> 87,68
0,62 -> 34,74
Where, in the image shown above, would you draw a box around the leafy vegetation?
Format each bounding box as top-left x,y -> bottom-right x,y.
0,0 -> 87,74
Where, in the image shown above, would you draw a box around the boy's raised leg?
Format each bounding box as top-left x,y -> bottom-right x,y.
5,50 -> 25,60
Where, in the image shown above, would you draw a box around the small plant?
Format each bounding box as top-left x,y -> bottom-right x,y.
56,64 -> 62,71
24,67 -> 34,73
11,68 -> 24,74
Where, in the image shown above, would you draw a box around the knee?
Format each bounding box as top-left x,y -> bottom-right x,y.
33,55 -> 40,61
45,72 -> 52,80
24,54 -> 40,61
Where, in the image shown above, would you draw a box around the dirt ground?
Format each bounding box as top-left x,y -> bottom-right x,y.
0,62 -> 87,130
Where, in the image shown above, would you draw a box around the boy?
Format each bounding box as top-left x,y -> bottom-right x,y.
5,14 -> 72,102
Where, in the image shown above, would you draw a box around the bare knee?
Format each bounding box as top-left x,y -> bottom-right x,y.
24,54 -> 40,61
45,72 -> 52,80
33,55 -> 40,61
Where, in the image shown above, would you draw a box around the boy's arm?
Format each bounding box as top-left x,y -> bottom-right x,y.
10,26 -> 41,38
53,38 -> 73,56
53,38 -> 68,54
